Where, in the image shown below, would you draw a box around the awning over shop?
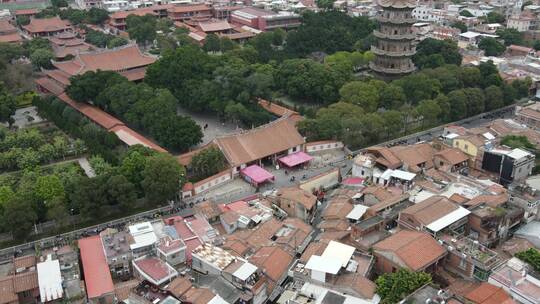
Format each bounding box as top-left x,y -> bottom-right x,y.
278,151 -> 314,168
241,165 -> 275,186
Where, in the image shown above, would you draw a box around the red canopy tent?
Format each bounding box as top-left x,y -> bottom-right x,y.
278,151 -> 313,168
240,165 -> 275,186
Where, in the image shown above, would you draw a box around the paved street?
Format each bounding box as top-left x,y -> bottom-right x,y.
177,106 -> 240,146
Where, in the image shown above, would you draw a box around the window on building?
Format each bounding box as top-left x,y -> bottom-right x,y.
459,258 -> 467,270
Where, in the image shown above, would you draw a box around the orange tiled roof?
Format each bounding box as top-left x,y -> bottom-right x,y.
110,8 -> 156,19
0,19 -> 17,33
435,148 -> 469,165
13,255 -> 36,270
167,277 -> 192,298
23,17 -> 71,34
182,287 -> 215,304
465,282 -> 516,304
44,69 -> 71,86
373,230 -> 446,271
15,8 -> 39,15
249,246 -> 293,284
0,33 -> 22,43
52,45 -> 155,76
366,146 -> 401,169
401,195 -> 459,226
258,99 -> 299,117
110,125 -> 167,152
277,186 -> 317,210
0,276 -> 18,304
198,20 -> 232,32
12,271 -> 38,293
390,143 -> 434,172
214,117 -> 305,166
168,4 -> 211,13
58,93 -> 124,130
36,77 -> 65,96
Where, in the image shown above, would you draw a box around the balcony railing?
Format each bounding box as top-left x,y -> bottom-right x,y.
371,45 -> 416,57
376,16 -> 417,24
369,62 -> 416,74
373,30 -> 416,40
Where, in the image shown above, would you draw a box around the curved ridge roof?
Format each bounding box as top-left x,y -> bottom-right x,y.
378,0 -> 416,8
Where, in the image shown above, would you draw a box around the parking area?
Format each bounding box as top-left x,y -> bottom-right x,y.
11,106 -> 44,129
177,107 -> 240,146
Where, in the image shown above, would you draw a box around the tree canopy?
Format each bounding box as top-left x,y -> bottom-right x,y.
478,37 -> 506,56
375,269 -> 432,304
190,147 -> 227,181
500,135 -> 536,150
496,28 -> 524,46
142,153 -> 185,204
516,248 -> 540,273
413,38 -> 462,69
284,10 -> 376,57
126,14 -> 157,45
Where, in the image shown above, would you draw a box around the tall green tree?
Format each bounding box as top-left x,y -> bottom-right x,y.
495,28 -> 524,46
145,45 -> 217,109
86,7 -> 109,24
379,84 -> 406,109
448,90 -> 468,120
30,48 -> 53,69
416,99 -> 442,127
35,175 -> 65,203
191,147 -> 227,180
152,116 -> 203,152
107,174 -> 137,210
66,70 -> 127,103
478,37 -> 506,56
126,14 -> 157,45
120,150 -> 148,189
413,38 -> 462,69
142,154 -> 185,205
339,81 -> 379,112
486,12 -> 505,24
285,11 -> 376,57
484,85 -> 504,110
203,34 -> 221,53
0,84 -> 16,126
3,196 -> 37,240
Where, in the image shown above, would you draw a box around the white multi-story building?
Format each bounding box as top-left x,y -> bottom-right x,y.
75,0 -> 103,9
413,6 -> 446,23
507,14 -> 535,32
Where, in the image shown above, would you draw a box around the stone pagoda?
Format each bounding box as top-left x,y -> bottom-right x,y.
370,0 -> 417,79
